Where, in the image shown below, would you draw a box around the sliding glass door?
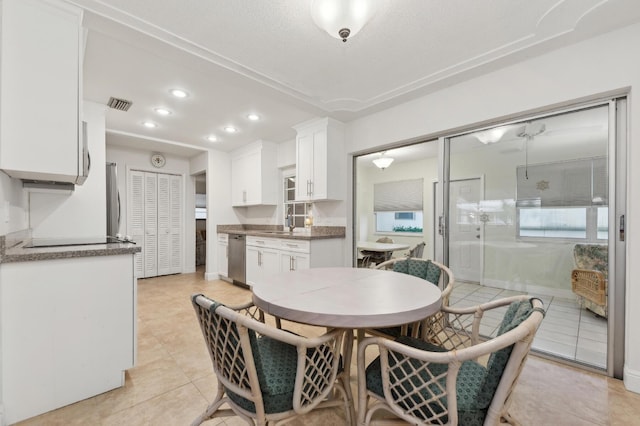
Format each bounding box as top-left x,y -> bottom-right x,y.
442,100 -> 625,375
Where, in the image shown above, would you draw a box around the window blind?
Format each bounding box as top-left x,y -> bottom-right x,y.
374,178 -> 423,212
516,157 -> 607,207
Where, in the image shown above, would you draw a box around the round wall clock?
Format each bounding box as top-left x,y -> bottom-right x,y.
151,153 -> 166,168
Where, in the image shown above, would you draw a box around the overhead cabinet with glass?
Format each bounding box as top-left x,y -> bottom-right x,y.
293,117 -> 345,201
0,0 -> 86,184
231,140 -> 278,206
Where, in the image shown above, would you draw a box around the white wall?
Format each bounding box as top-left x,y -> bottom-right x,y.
106,145 -> 196,273
29,101 -> 106,239
344,23 -> 640,392
0,173 -> 27,236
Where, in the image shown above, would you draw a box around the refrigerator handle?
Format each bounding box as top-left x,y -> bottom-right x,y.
117,191 -> 121,228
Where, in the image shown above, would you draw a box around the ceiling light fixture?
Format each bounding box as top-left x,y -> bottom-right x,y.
224,126 -> 237,133
474,127 -> 508,144
206,135 -> 218,142
372,152 -> 393,170
154,108 -> 171,116
142,121 -> 157,128
169,88 -> 188,98
311,0 -> 379,42
247,113 -> 260,121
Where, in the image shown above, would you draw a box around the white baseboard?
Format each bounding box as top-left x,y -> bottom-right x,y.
624,365 -> 640,394
481,279 -> 574,299
204,271 -> 218,281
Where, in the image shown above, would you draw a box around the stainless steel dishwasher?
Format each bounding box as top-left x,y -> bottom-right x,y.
228,234 -> 247,288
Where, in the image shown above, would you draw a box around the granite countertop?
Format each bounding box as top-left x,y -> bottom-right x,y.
216,225 -> 345,240
0,232 -> 141,263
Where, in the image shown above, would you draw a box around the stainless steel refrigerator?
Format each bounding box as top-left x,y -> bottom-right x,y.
106,162 -> 121,237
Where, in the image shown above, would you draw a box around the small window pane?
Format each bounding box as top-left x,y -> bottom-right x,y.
376,211 -> 423,233
519,207 -> 586,238
597,207 -> 608,240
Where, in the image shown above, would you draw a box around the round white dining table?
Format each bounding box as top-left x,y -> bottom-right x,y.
251,266 -> 442,329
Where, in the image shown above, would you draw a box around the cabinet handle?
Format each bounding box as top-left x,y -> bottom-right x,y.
242,190 -> 246,202
226,245 -> 229,258
258,251 -> 262,266
307,180 -> 311,196
289,255 -> 293,271
309,180 -> 313,196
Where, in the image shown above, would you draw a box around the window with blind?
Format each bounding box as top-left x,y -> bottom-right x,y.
374,179 -> 424,233
516,157 -> 608,241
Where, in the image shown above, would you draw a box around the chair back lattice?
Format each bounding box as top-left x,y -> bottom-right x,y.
407,242 -> 426,259
191,294 -> 354,425
358,296 -> 545,426
192,298 -> 255,399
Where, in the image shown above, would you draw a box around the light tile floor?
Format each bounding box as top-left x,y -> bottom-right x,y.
450,281 -> 608,369
16,269 -> 639,425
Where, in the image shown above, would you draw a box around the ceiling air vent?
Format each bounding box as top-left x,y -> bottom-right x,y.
107,97 -> 132,111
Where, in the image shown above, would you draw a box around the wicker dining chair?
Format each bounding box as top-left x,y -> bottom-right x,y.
191,294 -> 355,425
360,237 -> 395,268
357,296 -> 545,425
367,257 -> 455,340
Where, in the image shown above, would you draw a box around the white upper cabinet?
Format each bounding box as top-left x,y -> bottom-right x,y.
0,0 -> 84,183
231,140 -> 278,206
294,117 -> 345,201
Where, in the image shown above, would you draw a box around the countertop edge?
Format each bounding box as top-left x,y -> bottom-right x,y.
0,233 -> 141,263
216,225 -> 345,240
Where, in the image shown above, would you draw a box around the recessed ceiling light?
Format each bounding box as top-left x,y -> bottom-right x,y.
142,121 -> 157,128
247,113 -> 260,121
154,107 -> 171,116
224,126 -> 237,133
170,88 -> 188,98
206,135 -> 218,142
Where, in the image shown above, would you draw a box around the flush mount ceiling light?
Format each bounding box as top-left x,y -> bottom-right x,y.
206,135 -> 218,142
142,121 -> 157,128
154,107 -> 171,116
247,113 -> 260,121
224,126 -> 238,133
372,152 -> 394,170
474,127 -> 508,144
311,0 -> 379,42
169,88 -> 188,98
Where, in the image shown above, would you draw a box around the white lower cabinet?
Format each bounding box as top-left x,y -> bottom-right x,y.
0,254 -> 136,424
246,237 -> 281,286
279,239 -> 311,272
246,236 -> 343,285
217,233 -> 229,278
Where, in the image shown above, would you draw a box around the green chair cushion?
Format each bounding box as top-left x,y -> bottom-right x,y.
365,302 -> 535,425
392,259 -> 441,284
228,334 -> 299,414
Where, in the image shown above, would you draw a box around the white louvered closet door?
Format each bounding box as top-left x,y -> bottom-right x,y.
157,174 -> 171,275
144,172 -> 158,277
129,171 -> 145,278
169,174 -> 183,274
128,170 -> 183,278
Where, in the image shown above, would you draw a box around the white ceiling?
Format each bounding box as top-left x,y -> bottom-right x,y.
71,0 -> 640,157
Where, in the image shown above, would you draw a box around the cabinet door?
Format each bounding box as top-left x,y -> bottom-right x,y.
246,246 -> 261,286
231,155 -> 247,206
243,149 -> 261,205
0,0 -> 81,182
157,174 -> 171,276
262,249 -> 281,277
310,127 -> 328,200
295,133 -> 314,201
280,251 -> 310,272
217,242 -> 228,277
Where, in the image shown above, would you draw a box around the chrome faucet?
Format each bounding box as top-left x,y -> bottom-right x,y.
287,208 -> 295,232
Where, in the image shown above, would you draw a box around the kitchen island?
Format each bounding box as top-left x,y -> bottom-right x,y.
0,233 -> 140,425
